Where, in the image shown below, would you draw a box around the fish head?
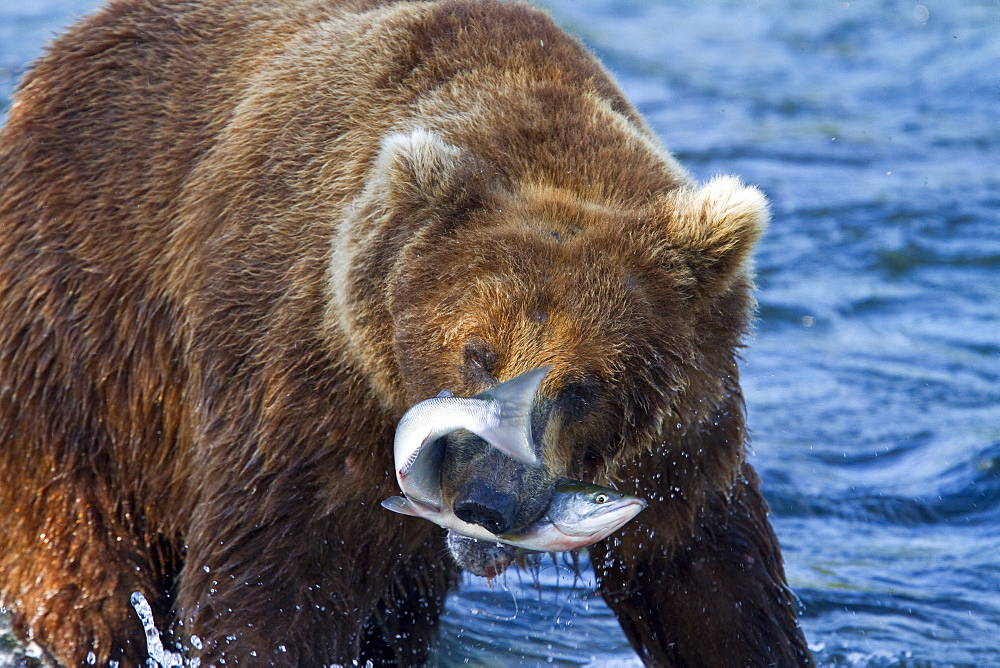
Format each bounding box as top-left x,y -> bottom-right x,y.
546,480 -> 647,539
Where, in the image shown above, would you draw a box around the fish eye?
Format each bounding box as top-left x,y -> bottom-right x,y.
594,493 -> 609,504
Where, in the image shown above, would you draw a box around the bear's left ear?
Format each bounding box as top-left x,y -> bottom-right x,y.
369,128 -> 494,216
660,175 -> 769,298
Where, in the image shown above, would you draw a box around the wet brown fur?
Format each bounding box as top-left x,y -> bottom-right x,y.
0,0 -> 809,665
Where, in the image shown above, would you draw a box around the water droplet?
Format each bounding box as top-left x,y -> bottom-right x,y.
86,651 -> 96,665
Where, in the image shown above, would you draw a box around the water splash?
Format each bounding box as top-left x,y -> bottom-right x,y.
129,592 -> 192,668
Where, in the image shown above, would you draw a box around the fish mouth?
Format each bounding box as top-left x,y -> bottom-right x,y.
595,497 -> 648,522
446,531 -> 519,579
571,497 -> 648,539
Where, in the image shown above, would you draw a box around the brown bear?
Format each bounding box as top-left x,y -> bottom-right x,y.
0,0 -> 810,665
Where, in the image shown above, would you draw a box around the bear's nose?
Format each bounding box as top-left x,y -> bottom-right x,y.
453,480 -> 517,536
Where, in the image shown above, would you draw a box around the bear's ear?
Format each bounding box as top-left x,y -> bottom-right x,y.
369,128 -> 490,215
660,175 -> 769,298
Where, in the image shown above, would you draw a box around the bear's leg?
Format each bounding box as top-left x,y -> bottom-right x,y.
592,462 -> 811,667
359,536 -> 459,666
177,494 -> 455,666
175,507 -> 355,664
0,483 -> 174,666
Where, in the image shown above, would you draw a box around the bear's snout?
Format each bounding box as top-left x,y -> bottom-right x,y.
441,429 -> 555,543
442,435 -> 554,575
453,479 -> 518,535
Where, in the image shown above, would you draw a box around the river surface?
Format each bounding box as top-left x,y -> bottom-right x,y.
2,1 -> 998,666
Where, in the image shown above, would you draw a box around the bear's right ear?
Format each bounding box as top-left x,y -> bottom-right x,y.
368,128 -> 493,216
659,175 -> 769,299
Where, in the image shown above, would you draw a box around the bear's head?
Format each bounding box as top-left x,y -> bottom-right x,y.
330,129 -> 768,575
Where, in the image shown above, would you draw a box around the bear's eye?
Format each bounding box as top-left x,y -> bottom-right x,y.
559,377 -> 600,422
463,338 -> 498,385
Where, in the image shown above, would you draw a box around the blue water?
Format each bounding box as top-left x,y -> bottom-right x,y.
2,1 -> 998,665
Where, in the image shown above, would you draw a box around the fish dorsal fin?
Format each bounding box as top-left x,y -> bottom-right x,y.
473,366 -> 551,466
381,495 -> 440,518
435,390 -> 454,398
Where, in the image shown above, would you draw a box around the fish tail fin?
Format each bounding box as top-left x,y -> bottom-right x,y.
381,495 -> 440,518
476,366 -> 551,466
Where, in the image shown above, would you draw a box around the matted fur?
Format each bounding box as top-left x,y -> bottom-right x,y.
0,0 -> 809,665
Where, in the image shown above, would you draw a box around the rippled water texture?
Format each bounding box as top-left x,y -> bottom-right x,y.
2,0 -> 998,665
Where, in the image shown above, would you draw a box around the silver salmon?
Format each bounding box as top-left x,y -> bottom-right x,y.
383,366 -> 647,551
382,479 -> 647,552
